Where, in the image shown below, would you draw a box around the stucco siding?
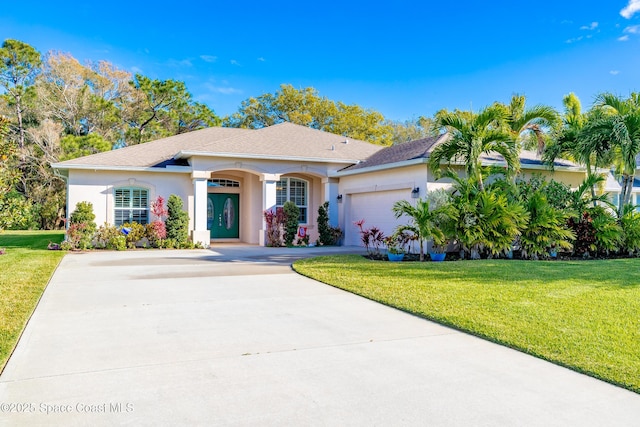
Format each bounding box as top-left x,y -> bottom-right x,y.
67,170 -> 192,228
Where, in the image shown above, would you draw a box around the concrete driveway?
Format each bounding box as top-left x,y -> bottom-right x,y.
1,246 -> 639,426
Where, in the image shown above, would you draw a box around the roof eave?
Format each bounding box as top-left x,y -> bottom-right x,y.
51,163 -> 192,173
174,150 -> 363,164
331,158 -> 428,177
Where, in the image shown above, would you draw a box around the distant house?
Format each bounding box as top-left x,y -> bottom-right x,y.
52,123 -> 588,247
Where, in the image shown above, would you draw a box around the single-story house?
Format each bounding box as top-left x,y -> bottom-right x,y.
52,122 -> 589,247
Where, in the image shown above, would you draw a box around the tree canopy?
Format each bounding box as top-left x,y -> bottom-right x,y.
224,84 -> 394,145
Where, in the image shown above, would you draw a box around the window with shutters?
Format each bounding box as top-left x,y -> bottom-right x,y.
114,187 -> 149,225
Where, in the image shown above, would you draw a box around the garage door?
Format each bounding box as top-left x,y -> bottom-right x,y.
346,190 -> 410,246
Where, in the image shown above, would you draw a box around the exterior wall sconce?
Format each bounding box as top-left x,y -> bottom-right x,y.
337,194 -> 343,203
411,187 -> 420,198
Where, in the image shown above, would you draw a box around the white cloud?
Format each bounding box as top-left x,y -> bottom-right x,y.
624,25 -> 640,34
618,35 -> 630,41
621,0 -> 640,18
610,70 -> 620,75
131,66 -> 143,74
566,36 -> 584,43
580,21 -> 598,30
257,57 -> 266,62
200,55 -> 217,63
230,59 -> 241,66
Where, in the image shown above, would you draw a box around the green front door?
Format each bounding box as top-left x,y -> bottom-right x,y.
207,193 -> 240,238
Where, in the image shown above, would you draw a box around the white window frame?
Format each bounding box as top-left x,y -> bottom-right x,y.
114,187 -> 149,225
276,177 -> 308,224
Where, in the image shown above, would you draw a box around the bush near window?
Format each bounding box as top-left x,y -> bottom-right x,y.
165,195 -> 189,245
282,201 -> 300,247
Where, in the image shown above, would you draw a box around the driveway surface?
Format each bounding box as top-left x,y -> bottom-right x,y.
1,245 -> 639,426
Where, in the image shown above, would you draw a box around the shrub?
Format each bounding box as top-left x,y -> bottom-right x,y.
66,202 -> 97,250
568,212 -> 597,257
69,201 -> 97,234
147,195 -> 168,247
520,191 -> 574,260
354,219 -> 386,256
108,235 -> 127,251
590,207 -> 621,255
94,223 -> 120,249
264,208 -> 285,247
145,221 -> 167,247
165,195 -> 189,244
0,191 -> 37,231
317,201 -> 332,246
121,222 -> 146,248
283,201 -> 300,246
620,205 -> 640,255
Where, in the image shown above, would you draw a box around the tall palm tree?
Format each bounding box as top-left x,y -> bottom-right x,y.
588,92 -> 640,215
429,106 -> 518,192
543,93 -> 611,204
499,94 -> 560,154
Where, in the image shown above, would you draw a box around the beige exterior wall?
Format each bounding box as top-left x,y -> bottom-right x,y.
65,156 -> 348,245
67,169 -> 193,228
337,163 -> 588,247
337,164 -> 429,245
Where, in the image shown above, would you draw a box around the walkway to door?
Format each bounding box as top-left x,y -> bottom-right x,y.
1,246 -> 638,426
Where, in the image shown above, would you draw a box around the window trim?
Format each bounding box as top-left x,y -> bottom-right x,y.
276,177 -> 309,224
113,187 -> 150,225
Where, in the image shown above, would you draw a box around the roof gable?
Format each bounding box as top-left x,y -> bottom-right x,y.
53,122 -> 383,170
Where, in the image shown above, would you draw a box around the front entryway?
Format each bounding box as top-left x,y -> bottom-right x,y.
207,193 -> 240,238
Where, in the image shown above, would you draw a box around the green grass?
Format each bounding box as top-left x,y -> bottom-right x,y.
0,230 -> 65,372
293,255 -> 640,393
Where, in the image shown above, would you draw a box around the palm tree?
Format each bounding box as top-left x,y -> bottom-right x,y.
543,93 -> 611,204
430,106 -> 518,192
588,92 -> 640,215
498,94 -> 560,154
392,198 -> 447,262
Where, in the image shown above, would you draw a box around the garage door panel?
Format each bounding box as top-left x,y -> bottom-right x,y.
347,190 -> 409,246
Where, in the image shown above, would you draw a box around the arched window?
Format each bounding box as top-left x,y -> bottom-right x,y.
276,178 -> 308,223
114,187 -> 149,225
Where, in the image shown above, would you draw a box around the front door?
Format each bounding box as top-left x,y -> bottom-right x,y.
207,193 -> 240,238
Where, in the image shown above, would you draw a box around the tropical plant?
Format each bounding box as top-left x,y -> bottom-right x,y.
619,204 -> 640,255
589,92 -> 640,215
430,105 -> 518,191
519,191 -> 574,259
590,206 -> 622,255
392,198 -> 449,261
354,219 -> 386,256
496,94 -> 560,154
263,208 -> 285,247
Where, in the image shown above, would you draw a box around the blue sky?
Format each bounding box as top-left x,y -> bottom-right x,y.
3,1 -> 640,121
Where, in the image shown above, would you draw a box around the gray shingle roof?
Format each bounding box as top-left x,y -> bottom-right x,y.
341,134 -> 444,171
340,133 -> 580,173
53,122 -> 383,170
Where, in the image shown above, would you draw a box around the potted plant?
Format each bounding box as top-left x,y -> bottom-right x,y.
385,233 -> 406,262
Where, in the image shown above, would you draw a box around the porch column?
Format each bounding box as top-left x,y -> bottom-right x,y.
259,173 -> 280,246
192,177 -> 210,247
322,177 -> 340,227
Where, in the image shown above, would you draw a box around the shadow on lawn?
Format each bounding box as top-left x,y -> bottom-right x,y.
0,231 -> 65,251
316,256 -> 640,290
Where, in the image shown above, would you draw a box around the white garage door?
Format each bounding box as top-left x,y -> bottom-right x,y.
346,190 -> 410,246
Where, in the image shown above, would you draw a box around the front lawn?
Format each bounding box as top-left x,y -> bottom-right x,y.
0,231 -> 65,372
293,255 -> 640,393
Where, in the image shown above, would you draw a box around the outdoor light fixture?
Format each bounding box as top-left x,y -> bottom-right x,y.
337,194 -> 343,203
411,187 -> 420,198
